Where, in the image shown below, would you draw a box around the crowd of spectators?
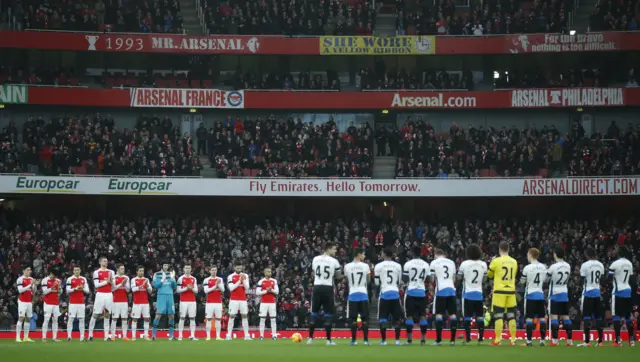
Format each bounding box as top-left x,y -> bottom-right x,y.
396,0 -> 570,36
202,0 -> 376,35
195,117 -> 374,178
0,208 -> 638,330
228,71 -> 341,91
589,0 -> 639,31
389,118 -> 640,178
0,114 -> 202,176
494,68 -> 614,89
359,67 -> 475,91
0,66 -> 81,87
0,0 -> 183,33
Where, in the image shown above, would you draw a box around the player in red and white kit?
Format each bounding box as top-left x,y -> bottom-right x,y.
111,264 -> 131,340
256,268 -> 279,340
176,264 -> 198,341
41,269 -> 63,342
89,256 -> 115,341
203,266 -> 225,341
226,261 -> 251,341
66,265 -> 90,341
130,266 -> 152,341
16,265 -> 38,343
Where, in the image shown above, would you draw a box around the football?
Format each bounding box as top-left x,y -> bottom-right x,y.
290,333 -> 303,343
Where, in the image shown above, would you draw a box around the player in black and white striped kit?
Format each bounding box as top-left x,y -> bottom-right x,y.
308,242 -> 342,345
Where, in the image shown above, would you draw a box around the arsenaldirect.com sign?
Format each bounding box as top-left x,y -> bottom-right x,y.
130,88 -> 244,108
2,176 -> 639,197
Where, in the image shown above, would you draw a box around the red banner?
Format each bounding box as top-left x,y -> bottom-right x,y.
22,87 -> 640,109
1,31 -> 639,55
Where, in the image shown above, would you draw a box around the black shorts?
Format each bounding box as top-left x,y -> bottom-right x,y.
311,285 -> 335,315
434,296 -> 457,316
613,296 -> 632,318
550,301 -> 569,316
347,300 -> 369,320
378,298 -> 403,322
525,299 -> 546,319
463,299 -> 483,318
581,296 -> 603,319
404,295 -> 427,319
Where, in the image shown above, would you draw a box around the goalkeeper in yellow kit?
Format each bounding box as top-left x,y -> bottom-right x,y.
487,241 -> 518,346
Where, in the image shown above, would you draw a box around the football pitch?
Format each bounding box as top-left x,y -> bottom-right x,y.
1,340 -> 639,362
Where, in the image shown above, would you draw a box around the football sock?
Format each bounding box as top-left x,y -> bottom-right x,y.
242,318 -> 250,337
78,318 -> 85,340
539,318 -> 547,340
178,319 -> 185,338
308,314 -> 316,339
226,318 -> 234,338
215,319 -> 221,339
380,319 -> 387,342
111,319 -> 118,339
152,318 -> 159,338
43,316 -> 50,339
324,315 -> 332,341
16,321 -> 22,340
168,319 -> 174,338
67,319 -> 73,340
464,318 -> 472,342
596,319 -> 603,343
613,318 -> 621,342
23,322 -> 30,339
435,318 -> 443,343
362,322 -> 369,342
551,319 -> 559,341
143,320 -> 150,339
206,320 -> 212,339
627,318 -> 635,342
122,319 -> 128,339
394,324 -> 401,341
563,320 -> 572,341
405,319 -> 414,342
419,319 -> 428,341
526,321 -> 534,342
450,317 -> 458,342
104,318 -> 111,339
259,317 -> 266,338
477,318 -> 484,341
88,317 -> 96,337
494,319 -> 504,342
190,318 -> 196,338
270,317 -> 277,338
508,319 -> 517,342
350,321 -> 357,342
52,318 -> 58,339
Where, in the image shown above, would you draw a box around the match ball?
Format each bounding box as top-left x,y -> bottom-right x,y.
290,333 -> 303,343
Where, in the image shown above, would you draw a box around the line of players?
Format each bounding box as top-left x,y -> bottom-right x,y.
309,242 -> 636,347
14,257 -> 281,343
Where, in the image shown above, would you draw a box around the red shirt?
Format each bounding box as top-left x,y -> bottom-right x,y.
204,276 -> 223,303
16,276 -> 34,303
228,273 -> 249,301
113,275 -> 130,303
258,278 -> 278,304
178,275 -> 197,302
42,277 -> 61,305
131,277 -> 151,305
93,268 -> 115,293
67,276 -> 88,304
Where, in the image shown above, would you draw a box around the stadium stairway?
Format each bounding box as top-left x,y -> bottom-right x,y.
368,296 -> 380,328
372,156 -> 396,179
180,0 -> 204,35
571,0 -> 599,31
374,14 -> 397,36
198,155 -> 218,178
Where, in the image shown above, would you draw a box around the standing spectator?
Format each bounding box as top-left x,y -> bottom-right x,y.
196,123 -> 207,156
0,306 -> 13,330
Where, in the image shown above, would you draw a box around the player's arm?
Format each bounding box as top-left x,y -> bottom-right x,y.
131,278 -> 140,292
334,263 -> 343,281
125,277 -> 131,292
93,270 -> 108,288
146,278 -> 153,293
487,259 -> 496,280
243,275 -> 250,290
272,280 -> 279,295
202,278 -> 212,293
256,279 -> 266,296
519,267 -> 528,285
41,278 -> 52,294
228,275 -> 241,291
16,277 -> 29,293
218,278 -> 225,293
82,278 -> 90,294
607,262 -> 617,283
65,278 -> 74,294
374,265 -> 381,285
401,264 -> 410,284
176,276 -> 187,293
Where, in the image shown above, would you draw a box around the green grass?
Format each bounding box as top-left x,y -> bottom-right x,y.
1,339 -> 639,362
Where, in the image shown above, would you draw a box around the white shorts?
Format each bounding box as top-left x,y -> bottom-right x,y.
93,292 -> 114,314
18,301 -> 33,319
131,304 -> 150,319
113,302 -> 129,318
44,303 -> 61,318
259,303 -> 276,317
69,304 -> 86,319
180,302 -> 196,318
229,300 -> 248,315
205,303 -> 223,319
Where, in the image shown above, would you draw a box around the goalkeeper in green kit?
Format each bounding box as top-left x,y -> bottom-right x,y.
152,262 -> 177,340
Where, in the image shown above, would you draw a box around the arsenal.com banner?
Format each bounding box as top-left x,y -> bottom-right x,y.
24,86 -> 640,109
130,88 -> 244,108
2,31 -> 640,55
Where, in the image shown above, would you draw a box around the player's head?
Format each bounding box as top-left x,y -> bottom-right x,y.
116,263 -> 125,275
234,261 -> 243,273
553,246 -> 565,261
465,244 -> 482,261
498,241 -> 510,255
324,242 -> 337,257
48,268 -> 57,278
162,262 -> 171,272
264,268 -> 272,278
584,248 -> 597,260
183,264 -> 192,275
209,266 -> 217,277
73,265 -> 81,276
434,248 -> 446,258
616,245 -> 630,259
136,266 -> 145,277
22,265 -> 32,277
382,247 -> 394,260
411,246 -> 422,259
99,256 -> 108,268
353,247 -> 365,262
527,248 -> 540,263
